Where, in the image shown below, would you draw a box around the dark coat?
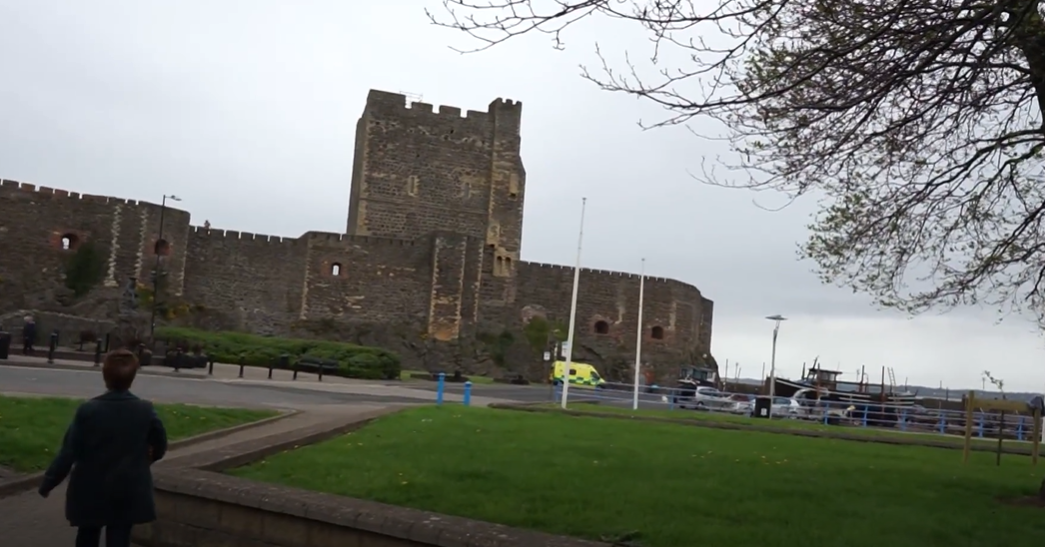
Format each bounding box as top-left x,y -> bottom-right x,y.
22,322 -> 36,342
38,390 -> 168,527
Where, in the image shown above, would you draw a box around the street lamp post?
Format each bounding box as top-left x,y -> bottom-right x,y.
149,194 -> 181,342
765,314 -> 787,418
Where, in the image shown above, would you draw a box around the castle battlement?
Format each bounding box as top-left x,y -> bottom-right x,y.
520,260 -> 700,291
189,226 -> 292,244
363,90 -> 522,133
0,179 -> 183,211
304,231 -> 418,247
404,101 -> 488,120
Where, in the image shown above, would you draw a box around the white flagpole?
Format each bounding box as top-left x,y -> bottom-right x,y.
632,258 -> 645,410
560,197 -> 587,409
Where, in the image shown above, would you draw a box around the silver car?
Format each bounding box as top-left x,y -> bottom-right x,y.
771,396 -> 802,418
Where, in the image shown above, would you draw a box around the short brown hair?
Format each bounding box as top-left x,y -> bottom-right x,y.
102,349 -> 139,391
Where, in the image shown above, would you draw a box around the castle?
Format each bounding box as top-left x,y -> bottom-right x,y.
0,90 -> 714,382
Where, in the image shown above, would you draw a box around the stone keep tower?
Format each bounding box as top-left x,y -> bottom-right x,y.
346,90 -> 526,277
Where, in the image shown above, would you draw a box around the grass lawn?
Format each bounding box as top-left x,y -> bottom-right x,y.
559,402 -> 1042,450
0,395 -> 276,473
231,406 -> 1045,547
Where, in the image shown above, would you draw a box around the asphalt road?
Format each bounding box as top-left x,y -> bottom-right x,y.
0,363 -> 675,410
0,366 -> 426,409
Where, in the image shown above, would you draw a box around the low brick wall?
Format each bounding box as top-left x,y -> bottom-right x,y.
134,470 -> 604,547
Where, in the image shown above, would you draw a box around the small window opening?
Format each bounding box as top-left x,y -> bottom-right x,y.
154,239 -> 170,256
331,263 -> 342,276
651,326 -> 665,340
594,320 -> 609,335
508,173 -> 520,199
60,234 -> 78,251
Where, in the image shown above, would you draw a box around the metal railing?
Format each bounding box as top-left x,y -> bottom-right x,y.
548,381 -> 1042,443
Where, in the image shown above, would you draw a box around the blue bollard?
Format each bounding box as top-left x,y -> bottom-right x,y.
463,381 -> 472,407
862,406 -> 868,427
977,413 -> 984,438
938,413 -> 946,434
900,410 -> 907,431
436,372 -> 445,406
1019,416 -> 1025,441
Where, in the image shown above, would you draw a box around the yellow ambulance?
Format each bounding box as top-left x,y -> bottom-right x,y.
550,361 -> 606,388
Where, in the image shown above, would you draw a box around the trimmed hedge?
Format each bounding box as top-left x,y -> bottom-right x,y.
155,327 -> 401,380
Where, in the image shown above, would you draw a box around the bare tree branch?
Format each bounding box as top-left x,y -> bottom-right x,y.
430,0 -> 1045,321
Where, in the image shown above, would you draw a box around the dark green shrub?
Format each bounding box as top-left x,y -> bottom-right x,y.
154,326 -> 400,380
64,241 -> 106,296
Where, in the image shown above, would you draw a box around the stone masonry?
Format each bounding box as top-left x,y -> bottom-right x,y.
0,89 -> 714,382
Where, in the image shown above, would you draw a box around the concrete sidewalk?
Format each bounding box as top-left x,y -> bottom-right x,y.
0,354 -> 209,378
0,403 -> 395,547
2,354 -> 397,384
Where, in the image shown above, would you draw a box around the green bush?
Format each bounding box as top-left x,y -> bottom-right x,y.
155,327 -> 401,380
64,241 -> 106,296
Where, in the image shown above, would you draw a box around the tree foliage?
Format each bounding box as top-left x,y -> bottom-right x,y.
477,329 -> 516,368
430,0 -> 1045,319
522,315 -> 568,354
64,240 -> 106,297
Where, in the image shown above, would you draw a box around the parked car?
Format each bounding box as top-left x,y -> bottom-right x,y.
671,386 -> 733,410
727,393 -> 755,415
771,396 -> 802,418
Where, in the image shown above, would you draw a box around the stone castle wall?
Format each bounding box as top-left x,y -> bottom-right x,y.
182,227 -> 307,334
0,180 -> 191,312
0,90 -> 713,382
512,261 -> 712,379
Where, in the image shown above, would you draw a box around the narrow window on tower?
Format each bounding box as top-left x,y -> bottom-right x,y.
508,173 -> 519,199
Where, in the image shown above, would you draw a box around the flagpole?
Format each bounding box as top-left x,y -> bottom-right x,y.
632,258 -> 646,410
560,197 -> 587,408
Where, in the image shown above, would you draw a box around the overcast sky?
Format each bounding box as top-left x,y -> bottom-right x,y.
2,1 -> 1042,392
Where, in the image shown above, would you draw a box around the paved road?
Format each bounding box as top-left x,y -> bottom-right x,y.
0,365 -> 428,408
414,380 -> 670,408
0,360 -> 673,411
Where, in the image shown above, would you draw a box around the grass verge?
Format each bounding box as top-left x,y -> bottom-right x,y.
231,406 -> 1045,547
0,395 -> 276,473
399,369 -> 495,384
554,402 -> 1042,450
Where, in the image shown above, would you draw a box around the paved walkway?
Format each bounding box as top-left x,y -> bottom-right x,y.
0,403 -> 395,547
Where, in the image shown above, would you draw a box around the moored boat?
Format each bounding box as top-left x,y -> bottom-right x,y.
773,362 -> 917,426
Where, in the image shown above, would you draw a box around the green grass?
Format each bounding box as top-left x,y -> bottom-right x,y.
231,406 -> 1045,547
0,395 -> 276,473
560,402 -> 1042,450
399,369 -> 495,384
